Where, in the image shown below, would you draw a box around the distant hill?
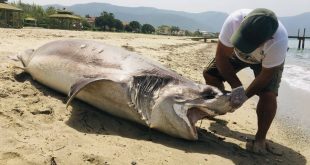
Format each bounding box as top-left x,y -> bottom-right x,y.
44,3 -> 228,32
45,2 -> 310,35
280,13 -> 310,36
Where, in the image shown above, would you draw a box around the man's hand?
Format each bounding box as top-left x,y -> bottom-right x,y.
230,86 -> 248,108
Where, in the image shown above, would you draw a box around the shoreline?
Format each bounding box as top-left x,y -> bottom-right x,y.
239,64 -> 310,158
0,28 -> 308,164
276,80 -> 310,144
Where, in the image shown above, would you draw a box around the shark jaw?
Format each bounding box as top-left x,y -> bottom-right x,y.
173,104 -> 218,140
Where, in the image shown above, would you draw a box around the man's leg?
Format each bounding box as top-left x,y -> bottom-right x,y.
254,91 -> 277,150
203,70 -> 225,91
246,63 -> 284,153
203,57 -> 248,91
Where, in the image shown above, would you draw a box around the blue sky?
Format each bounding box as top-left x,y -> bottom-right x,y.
9,0 -> 310,16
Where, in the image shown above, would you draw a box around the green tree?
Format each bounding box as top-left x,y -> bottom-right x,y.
185,30 -> 192,36
81,18 -> 91,30
157,25 -> 171,35
0,0 -> 8,3
113,19 -> 124,32
45,6 -> 56,15
95,11 -> 115,31
141,24 -> 155,34
12,1 -> 47,27
124,24 -> 132,32
128,21 -> 141,33
170,26 -> 180,35
16,2 -> 45,19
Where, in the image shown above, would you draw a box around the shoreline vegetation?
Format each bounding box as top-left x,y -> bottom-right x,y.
0,28 -> 308,164
1,0 -> 218,37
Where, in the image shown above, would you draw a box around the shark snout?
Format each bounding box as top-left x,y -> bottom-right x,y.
206,94 -> 234,115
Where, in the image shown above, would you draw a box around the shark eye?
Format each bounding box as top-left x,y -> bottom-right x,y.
201,89 -> 217,99
174,95 -> 185,102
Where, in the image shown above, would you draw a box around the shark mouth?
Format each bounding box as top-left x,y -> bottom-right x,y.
185,100 -> 233,139
186,107 -> 213,137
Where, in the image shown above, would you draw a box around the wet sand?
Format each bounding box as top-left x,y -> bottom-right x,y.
0,28 -> 308,164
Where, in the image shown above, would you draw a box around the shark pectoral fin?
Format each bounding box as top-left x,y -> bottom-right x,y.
66,77 -> 114,108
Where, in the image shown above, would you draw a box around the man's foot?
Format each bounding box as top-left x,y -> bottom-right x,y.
246,139 -> 269,155
246,139 -> 284,156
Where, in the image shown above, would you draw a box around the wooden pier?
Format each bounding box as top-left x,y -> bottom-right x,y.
288,28 -> 310,50
188,36 -> 218,43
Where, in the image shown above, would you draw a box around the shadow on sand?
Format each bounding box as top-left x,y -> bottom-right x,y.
15,72 -> 307,165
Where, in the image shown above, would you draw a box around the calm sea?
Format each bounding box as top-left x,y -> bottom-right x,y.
277,39 -> 310,135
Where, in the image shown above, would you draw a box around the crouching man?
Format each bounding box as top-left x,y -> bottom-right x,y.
203,8 -> 288,154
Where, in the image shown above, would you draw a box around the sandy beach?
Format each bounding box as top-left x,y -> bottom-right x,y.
0,28 -> 308,164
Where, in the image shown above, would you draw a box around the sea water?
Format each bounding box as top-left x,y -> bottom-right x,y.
277,39 -> 310,135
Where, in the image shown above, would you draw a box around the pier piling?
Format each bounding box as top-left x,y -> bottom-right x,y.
289,28 -> 309,50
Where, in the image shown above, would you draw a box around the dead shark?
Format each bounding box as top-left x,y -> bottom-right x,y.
18,39 -> 234,140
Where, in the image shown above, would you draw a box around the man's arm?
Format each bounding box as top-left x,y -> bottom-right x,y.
245,66 -> 278,98
215,41 -> 242,88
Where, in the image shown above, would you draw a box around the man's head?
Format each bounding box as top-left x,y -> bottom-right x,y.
231,8 -> 279,53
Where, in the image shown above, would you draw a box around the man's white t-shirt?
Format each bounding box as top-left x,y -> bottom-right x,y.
219,9 -> 288,68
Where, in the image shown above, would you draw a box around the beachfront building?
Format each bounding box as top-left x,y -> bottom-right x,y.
23,17 -> 36,27
49,8 -> 81,30
0,1 -> 22,28
156,25 -> 171,35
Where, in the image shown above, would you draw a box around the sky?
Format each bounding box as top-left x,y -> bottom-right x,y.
8,0 -> 310,17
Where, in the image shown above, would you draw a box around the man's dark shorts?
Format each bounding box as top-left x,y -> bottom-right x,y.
203,56 -> 284,95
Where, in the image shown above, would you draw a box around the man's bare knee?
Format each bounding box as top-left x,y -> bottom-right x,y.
202,71 -> 224,90
258,91 -> 277,100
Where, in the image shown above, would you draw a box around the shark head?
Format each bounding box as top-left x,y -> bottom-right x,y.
150,83 -> 233,140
